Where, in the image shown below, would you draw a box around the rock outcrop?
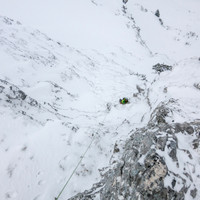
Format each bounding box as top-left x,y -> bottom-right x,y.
0,79 -> 69,124
152,63 -> 172,74
69,102 -> 200,200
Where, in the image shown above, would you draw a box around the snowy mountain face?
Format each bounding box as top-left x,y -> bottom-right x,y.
0,0 -> 200,200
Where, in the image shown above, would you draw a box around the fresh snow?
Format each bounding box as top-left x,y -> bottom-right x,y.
0,0 -> 200,199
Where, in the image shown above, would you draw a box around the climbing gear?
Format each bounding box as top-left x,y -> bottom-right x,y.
55,114 -> 108,200
55,137 -> 94,200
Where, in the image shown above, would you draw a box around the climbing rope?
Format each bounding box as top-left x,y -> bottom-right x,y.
55,113 -> 108,200
55,98 -> 144,200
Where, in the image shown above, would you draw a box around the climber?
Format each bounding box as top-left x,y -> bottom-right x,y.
119,97 -> 129,104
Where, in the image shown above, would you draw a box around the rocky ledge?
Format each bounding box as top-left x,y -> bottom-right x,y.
69,103 -> 200,200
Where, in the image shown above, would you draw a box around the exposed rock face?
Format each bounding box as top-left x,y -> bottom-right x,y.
155,10 -> 160,18
122,0 -> 128,4
152,63 -> 172,74
69,102 -> 200,200
0,79 -> 69,124
194,83 -> 200,90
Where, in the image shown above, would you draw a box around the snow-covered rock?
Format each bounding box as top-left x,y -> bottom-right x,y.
70,104 -> 200,199
0,0 -> 200,199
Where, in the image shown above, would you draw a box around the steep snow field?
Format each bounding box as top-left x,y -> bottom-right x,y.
0,0 -> 200,199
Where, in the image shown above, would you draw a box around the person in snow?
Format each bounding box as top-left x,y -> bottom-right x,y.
119,97 -> 129,104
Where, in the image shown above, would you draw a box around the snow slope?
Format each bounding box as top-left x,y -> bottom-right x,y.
0,15 -> 153,200
0,0 -> 200,199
